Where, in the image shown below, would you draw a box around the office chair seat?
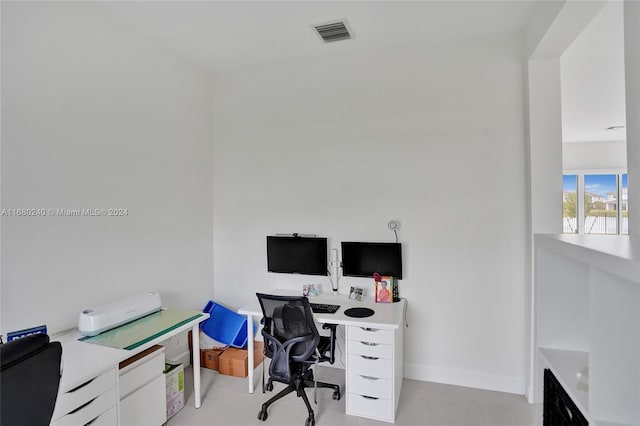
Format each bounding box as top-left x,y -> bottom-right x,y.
0,334 -> 63,426
256,293 -> 340,426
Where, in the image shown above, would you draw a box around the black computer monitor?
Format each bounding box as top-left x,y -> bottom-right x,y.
341,241 -> 403,279
266,236 -> 328,276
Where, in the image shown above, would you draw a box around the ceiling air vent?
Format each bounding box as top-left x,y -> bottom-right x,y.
313,20 -> 352,43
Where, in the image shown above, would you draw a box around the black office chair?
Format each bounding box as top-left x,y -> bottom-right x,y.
256,293 -> 340,426
0,334 -> 63,426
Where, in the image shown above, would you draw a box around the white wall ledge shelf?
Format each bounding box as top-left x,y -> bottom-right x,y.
535,234 -> 640,284
534,234 -> 640,426
538,347 -> 589,418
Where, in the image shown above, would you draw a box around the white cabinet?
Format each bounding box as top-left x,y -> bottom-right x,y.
87,406 -> 118,426
118,345 -> 166,426
345,323 -> 403,423
50,368 -> 117,426
534,234 -> 640,426
120,375 -> 166,426
51,313 -> 206,426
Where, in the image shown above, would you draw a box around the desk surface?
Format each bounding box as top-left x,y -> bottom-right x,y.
79,309 -> 203,350
53,311 -> 208,392
238,290 -> 406,330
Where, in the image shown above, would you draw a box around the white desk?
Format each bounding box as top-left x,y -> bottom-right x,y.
238,291 -> 406,423
51,311 -> 208,425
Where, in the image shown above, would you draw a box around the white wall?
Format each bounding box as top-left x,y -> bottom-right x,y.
560,0 -> 625,144
1,2 -> 214,335
563,140 -> 627,172
528,58 -> 564,234
625,0 -> 640,236
212,35 -> 529,393
558,0 -> 627,178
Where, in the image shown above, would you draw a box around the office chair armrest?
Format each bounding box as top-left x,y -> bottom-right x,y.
263,332 -> 316,383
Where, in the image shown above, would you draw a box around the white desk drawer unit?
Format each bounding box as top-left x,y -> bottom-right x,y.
348,339 -> 394,359
348,354 -> 393,379
119,346 -> 165,398
86,405 -> 117,426
347,326 -> 393,344
120,375 -> 167,426
348,373 -> 393,399
118,345 -> 166,426
85,405 -> 118,426
50,312 -> 207,426
50,369 -> 117,426
347,393 -> 395,421
346,325 -> 402,423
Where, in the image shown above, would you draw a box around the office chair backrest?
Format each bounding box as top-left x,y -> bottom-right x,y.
256,293 -> 320,381
0,334 -> 63,426
273,302 -> 310,344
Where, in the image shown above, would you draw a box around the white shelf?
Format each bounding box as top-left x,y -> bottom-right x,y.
538,347 -> 589,418
535,234 -> 640,426
535,234 -> 640,284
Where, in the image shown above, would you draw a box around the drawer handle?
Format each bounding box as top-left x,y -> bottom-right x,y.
69,396 -> 98,414
360,355 -> 378,360
84,414 -> 101,426
360,327 -> 379,332
360,375 -> 379,381
361,341 -> 378,346
67,377 -> 95,393
362,395 -> 379,400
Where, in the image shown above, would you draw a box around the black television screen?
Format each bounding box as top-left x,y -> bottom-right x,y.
341,241 -> 403,279
267,236 -> 328,276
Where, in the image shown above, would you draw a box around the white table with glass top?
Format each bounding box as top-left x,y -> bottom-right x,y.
51,309 -> 209,425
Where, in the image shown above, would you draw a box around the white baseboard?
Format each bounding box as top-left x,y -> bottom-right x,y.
404,362 -> 526,395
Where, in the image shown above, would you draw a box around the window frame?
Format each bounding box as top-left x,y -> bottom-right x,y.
563,171 -> 628,235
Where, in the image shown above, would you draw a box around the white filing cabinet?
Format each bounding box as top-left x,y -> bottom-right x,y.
118,345 -> 167,426
345,325 -> 403,423
50,368 -> 118,426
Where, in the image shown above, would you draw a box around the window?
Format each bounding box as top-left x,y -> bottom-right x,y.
563,173 -> 628,235
562,175 -> 578,234
584,174 -> 616,234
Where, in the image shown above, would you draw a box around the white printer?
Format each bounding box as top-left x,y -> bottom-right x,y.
78,292 -> 162,336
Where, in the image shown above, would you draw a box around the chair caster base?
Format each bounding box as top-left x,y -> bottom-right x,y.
258,408 -> 268,421
332,389 -> 341,400
305,416 -> 315,426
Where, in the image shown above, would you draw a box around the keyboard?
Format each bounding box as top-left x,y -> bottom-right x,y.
309,303 -> 340,314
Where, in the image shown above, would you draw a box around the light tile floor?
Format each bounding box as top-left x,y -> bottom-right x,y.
169,366 -> 542,426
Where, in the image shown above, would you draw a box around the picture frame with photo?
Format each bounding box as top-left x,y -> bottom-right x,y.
375,277 -> 394,303
349,286 -> 364,302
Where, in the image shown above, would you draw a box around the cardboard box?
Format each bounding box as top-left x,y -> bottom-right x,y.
201,348 -> 225,371
167,392 -> 185,420
164,362 -> 184,419
188,330 -> 227,371
218,342 -> 264,378
254,341 -> 264,366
